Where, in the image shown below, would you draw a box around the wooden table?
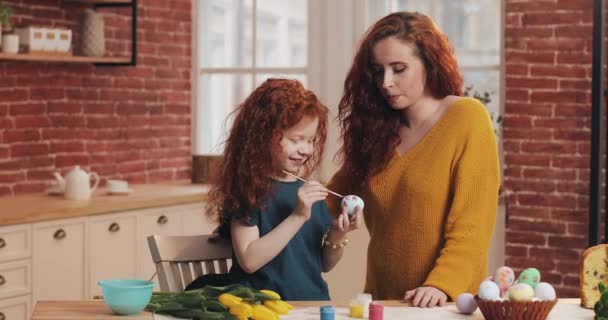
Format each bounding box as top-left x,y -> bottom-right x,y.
31,299 -> 589,320
31,300 -> 379,320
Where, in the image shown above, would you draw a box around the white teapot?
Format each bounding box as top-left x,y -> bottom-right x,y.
51,171 -> 66,193
64,166 -> 99,200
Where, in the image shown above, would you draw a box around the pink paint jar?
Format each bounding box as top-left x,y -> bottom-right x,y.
369,302 -> 384,320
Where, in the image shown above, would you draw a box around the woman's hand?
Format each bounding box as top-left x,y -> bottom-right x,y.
294,181 -> 328,221
403,286 -> 448,308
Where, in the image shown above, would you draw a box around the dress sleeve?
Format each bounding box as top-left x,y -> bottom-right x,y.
218,207 -> 261,239
423,107 -> 501,300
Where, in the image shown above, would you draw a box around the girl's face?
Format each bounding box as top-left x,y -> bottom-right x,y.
277,115 -> 319,177
371,36 -> 428,110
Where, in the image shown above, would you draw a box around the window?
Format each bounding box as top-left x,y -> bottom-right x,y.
194,0 -> 311,155
366,0 -> 502,131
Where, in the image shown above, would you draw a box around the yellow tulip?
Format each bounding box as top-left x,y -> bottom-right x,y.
263,300 -> 293,314
260,289 -> 281,300
251,304 -> 279,320
228,302 -> 253,319
218,293 -> 243,308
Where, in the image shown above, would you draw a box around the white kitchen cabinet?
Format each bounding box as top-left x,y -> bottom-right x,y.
179,203 -> 215,236
88,213 -> 137,298
0,260 -> 30,300
0,224 -> 31,320
0,225 -> 31,263
0,201 -> 215,320
0,295 -> 30,320
32,218 -> 86,303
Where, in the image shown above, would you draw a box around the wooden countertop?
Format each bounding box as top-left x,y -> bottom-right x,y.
0,181 -> 210,226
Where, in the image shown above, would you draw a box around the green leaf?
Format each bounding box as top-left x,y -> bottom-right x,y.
252,291 -> 278,301
175,291 -> 206,307
600,282 -> 608,294
154,301 -> 187,313
202,300 -> 228,312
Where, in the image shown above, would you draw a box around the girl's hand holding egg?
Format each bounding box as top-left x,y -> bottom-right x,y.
332,201 -> 363,234
341,195 -> 365,217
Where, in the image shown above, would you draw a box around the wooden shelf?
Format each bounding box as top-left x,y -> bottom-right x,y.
0,52 -> 131,64
65,0 -> 133,4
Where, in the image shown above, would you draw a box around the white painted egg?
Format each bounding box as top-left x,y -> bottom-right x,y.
534,282 -> 556,301
341,195 -> 364,216
508,283 -> 535,302
456,293 -> 478,314
478,280 -> 500,301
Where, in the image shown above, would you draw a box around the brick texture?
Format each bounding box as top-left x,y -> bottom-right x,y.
504,0 -> 594,298
0,0 -> 192,196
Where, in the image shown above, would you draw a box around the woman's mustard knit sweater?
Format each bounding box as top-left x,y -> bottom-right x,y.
327,97 -> 500,300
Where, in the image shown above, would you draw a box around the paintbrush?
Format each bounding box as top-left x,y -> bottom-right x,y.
282,170 -> 344,198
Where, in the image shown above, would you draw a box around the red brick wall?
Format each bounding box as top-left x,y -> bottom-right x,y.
504,0 -> 593,297
0,0 -> 192,196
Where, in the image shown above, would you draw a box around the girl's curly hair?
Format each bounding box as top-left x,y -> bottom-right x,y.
207,78 -> 328,225
338,11 -> 463,187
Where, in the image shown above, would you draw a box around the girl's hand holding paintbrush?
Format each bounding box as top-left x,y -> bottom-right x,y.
293,180 -> 329,221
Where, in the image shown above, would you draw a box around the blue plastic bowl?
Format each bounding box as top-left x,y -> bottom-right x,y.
98,279 -> 155,315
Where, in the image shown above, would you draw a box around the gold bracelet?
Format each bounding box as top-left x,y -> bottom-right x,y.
323,233 -> 349,249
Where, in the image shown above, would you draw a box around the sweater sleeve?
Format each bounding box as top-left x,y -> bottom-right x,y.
325,166 -> 349,218
423,108 -> 501,300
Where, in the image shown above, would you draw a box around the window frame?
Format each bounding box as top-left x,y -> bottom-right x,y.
192,0 -> 321,156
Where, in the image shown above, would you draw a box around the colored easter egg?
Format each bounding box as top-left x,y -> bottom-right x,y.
534,282 -> 556,301
517,268 -> 541,288
479,280 -> 500,301
508,283 -> 535,302
493,266 -> 515,296
456,293 -> 478,314
341,195 -> 365,216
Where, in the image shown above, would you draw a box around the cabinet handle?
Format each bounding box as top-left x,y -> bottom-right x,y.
53,229 -> 66,240
109,222 -> 120,233
157,215 -> 168,225
0,238 -> 5,249
0,275 -> 5,286
0,312 -> 5,320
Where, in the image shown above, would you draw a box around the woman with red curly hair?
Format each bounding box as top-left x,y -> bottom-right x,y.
206,78 -> 362,300
327,12 -> 500,307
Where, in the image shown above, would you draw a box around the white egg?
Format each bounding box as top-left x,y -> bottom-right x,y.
478,280 -> 500,301
534,282 -> 556,301
456,293 -> 478,314
341,195 -> 365,216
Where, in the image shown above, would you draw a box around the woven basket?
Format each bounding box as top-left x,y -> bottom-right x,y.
475,296 -> 558,320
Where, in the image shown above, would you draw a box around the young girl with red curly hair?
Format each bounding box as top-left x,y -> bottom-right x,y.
207,78 -> 362,301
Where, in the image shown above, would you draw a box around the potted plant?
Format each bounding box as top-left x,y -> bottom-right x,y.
0,3 -> 13,35
464,85 -> 503,135
0,4 -> 18,54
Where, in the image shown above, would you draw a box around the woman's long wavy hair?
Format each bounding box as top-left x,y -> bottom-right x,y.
338,12 -> 463,187
208,78 -> 328,225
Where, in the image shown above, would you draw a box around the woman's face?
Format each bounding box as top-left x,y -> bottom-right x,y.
371,36 -> 428,110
